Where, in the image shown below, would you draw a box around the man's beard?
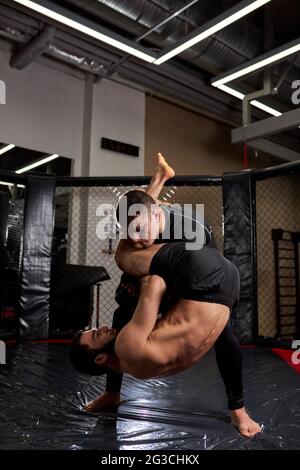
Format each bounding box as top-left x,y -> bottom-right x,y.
101,337 -> 116,354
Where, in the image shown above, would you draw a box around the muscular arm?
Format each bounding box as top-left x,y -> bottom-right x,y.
115,239 -> 164,277
115,275 -> 166,374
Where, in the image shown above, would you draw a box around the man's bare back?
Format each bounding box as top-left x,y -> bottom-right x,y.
114,276 -> 230,380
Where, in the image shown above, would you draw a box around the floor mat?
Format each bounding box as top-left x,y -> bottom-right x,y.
0,343 -> 300,450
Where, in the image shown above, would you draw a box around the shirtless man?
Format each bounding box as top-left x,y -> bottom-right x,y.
70,154 -> 262,437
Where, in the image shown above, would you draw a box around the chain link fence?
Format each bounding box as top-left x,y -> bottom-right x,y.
53,183 -> 223,330
256,173 -> 300,339
0,191 -> 25,337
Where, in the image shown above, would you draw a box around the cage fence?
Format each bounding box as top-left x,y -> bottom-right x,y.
255,173 -> 300,340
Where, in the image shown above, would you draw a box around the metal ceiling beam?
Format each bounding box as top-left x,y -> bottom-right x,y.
53,29 -> 209,92
10,24 -> 56,69
98,0 -> 201,80
233,4 -> 274,127
9,0 -> 157,63
248,139 -> 300,162
232,108 -> 300,143
56,0 -> 168,46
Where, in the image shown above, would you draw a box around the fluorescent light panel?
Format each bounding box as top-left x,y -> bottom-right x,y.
217,84 -> 282,117
251,100 -> 282,117
0,144 -> 15,156
218,84 -> 245,100
155,0 -> 272,65
0,181 -> 25,188
15,154 -> 60,174
12,0 -> 156,63
212,40 -> 300,88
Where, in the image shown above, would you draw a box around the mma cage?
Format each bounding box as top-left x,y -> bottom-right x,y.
0,160 -> 299,346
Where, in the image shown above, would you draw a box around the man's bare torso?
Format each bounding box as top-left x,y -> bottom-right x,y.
116,300 -> 230,380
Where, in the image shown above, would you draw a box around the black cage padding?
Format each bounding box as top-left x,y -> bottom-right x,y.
0,190 -> 9,247
223,171 -> 256,344
18,175 -> 56,340
0,191 -> 9,269
0,191 -> 10,316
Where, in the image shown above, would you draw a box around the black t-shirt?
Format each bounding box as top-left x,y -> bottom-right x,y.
155,205 -> 216,249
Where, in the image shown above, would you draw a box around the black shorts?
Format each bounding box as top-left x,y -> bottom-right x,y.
149,243 -> 240,310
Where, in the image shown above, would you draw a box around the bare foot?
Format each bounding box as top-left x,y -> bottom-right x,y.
230,408 -> 262,438
84,392 -> 120,413
156,152 -> 175,180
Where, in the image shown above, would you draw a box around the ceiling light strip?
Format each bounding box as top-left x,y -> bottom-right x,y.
154,0 -> 272,65
0,181 -> 25,188
212,39 -> 300,87
217,84 -> 282,117
15,153 -> 60,174
0,144 -> 16,156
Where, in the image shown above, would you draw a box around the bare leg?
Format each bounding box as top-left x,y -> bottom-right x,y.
146,153 -> 175,201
